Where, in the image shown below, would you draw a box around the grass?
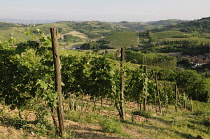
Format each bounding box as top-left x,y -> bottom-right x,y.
104,32 -> 139,48
63,97 -> 210,138
100,118 -> 123,134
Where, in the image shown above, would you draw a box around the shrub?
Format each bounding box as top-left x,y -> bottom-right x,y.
99,118 -> 122,134
203,118 -> 210,127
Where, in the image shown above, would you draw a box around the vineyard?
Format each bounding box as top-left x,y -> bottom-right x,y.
0,28 -> 210,138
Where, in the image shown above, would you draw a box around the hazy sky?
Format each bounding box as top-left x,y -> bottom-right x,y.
1,0 -> 210,22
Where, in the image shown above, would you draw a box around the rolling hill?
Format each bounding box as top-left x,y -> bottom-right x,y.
0,17 -> 210,50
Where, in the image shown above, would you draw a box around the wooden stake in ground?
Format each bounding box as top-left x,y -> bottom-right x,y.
155,75 -> 162,113
50,28 -> 65,137
120,48 -> 125,120
143,66 -> 147,111
190,96 -> 193,112
164,82 -> 168,108
175,84 -> 178,112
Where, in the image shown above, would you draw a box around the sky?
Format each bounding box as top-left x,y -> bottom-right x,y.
1,0 -> 210,22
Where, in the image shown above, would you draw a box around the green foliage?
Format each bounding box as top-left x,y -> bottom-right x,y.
24,27 -> 51,47
151,17 -> 210,33
117,19 -> 184,31
152,31 -> 188,39
148,19 -> 184,27
61,55 -> 89,95
125,50 -> 177,69
176,70 -> 209,101
125,68 -> 151,104
61,52 -> 120,104
66,110 -> 123,134
0,30 -> 57,111
80,41 -> 100,49
203,118 -> 210,127
193,101 -> 210,116
159,40 -> 210,55
80,39 -> 111,50
99,118 -> 122,134
88,55 -> 116,99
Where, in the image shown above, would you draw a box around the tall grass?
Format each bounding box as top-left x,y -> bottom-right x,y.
65,110 -> 124,135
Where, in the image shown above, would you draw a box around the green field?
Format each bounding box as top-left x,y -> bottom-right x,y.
104,32 -> 139,48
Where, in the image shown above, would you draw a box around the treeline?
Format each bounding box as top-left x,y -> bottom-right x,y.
80,40 -> 111,49
152,17 -> 210,33
159,40 -> 210,55
125,50 -> 177,69
30,27 -> 63,34
179,20 -> 210,33
63,34 -> 82,43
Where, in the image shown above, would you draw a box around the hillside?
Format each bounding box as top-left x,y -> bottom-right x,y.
147,19 -> 187,27
68,17 -> 210,74
0,21 -> 129,44
103,32 -> 139,48
152,17 -> 210,33
0,22 -> 25,30
1,17 -> 210,66
110,19 -> 186,31
0,19 -> 187,43
0,17 -> 210,139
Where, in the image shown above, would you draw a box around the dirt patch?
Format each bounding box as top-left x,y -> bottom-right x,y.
123,126 -> 142,139
0,124 -> 41,139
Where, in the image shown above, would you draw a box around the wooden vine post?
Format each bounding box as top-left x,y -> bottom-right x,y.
190,96 -> 193,112
206,91 -> 209,103
164,82 -> 168,108
120,48 -> 125,120
175,84 -> 178,112
143,66 -> 147,111
50,28 -> 65,137
155,75 -> 162,113
183,92 -> 187,110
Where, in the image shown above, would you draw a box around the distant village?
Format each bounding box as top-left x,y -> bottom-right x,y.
179,54 -> 210,68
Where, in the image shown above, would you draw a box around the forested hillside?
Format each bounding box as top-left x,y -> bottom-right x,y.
152,17 -> 210,33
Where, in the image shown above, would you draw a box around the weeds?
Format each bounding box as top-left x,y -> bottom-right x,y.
65,110 -> 125,136
132,110 -> 152,118
99,118 -> 122,134
203,118 -> 210,131
1,100 -> 210,139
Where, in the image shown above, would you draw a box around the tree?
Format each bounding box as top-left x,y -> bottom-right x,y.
176,70 -> 208,101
